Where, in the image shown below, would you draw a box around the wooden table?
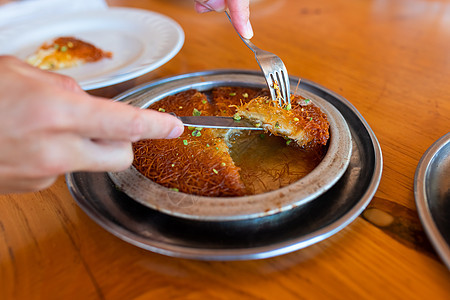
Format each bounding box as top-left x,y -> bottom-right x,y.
1,0 -> 449,299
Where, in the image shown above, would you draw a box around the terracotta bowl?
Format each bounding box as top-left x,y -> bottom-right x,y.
108,71 -> 352,221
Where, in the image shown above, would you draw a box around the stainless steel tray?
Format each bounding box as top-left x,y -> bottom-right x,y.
66,70 -> 383,260
414,132 -> 450,269
108,73 -> 352,221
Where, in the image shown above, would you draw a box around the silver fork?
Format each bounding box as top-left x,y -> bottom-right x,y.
224,10 -> 291,107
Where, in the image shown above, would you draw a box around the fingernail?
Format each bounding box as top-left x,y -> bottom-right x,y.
166,125 -> 184,139
195,4 -> 211,13
198,0 -> 225,12
243,20 -> 254,39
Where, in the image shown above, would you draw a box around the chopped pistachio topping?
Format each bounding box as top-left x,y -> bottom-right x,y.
229,92 -> 236,96
309,117 -> 313,121
304,99 -> 310,104
294,117 -> 300,121
221,162 -> 226,167
206,144 -> 210,147
188,126 -> 195,131
67,42 -> 74,48
242,93 -> 249,98
213,168 -> 219,174
255,122 -> 262,127
275,121 -> 280,128
183,140 -> 188,145
158,108 -> 165,112
53,44 -> 60,50
171,164 -> 175,167
192,130 -> 201,137
169,188 -> 179,192
233,114 -> 242,121
202,100 -> 207,104
193,108 -> 201,116
286,140 -> 292,146
60,45 -> 68,52
285,103 -> 292,111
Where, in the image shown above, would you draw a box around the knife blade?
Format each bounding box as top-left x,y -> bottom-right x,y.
171,114 -> 264,130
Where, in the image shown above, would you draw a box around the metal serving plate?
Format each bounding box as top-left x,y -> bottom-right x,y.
414,132 -> 450,269
66,70 -> 383,260
108,73 -> 352,221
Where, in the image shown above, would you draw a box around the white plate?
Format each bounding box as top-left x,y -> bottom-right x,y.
0,7 -> 184,90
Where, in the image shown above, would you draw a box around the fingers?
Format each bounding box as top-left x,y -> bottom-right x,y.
0,55 -> 186,194
77,138 -> 134,172
29,67 -> 84,94
0,176 -> 57,194
2,55 -> 84,93
9,133 -> 134,175
0,136 -> 134,194
1,55 -> 183,142
42,136 -> 135,174
69,96 -> 185,141
19,88 -> 184,142
194,0 -> 253,39
38,70 -> 85,94
0,143 -> 132,194
194,0 -> 225,12
227,0 -> 253,39
42,137 -> 134,173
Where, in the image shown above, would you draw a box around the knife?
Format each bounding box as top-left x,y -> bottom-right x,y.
169,113 -> 264,130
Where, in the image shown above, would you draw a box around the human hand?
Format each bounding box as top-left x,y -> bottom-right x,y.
194,0 -> 253,39
0,56 -> 184,194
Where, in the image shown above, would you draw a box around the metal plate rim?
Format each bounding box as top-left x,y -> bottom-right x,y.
66,69 -> 383,260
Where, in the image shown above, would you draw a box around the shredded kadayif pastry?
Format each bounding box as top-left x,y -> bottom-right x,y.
26,36 -> 112,70
132,87 -> 330,197
235,96 -> 329,147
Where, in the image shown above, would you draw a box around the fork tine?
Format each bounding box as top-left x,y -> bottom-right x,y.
266,73 -> 278,104
276,64 -> 290,106
281,68 -> 290,105
274,72 -> 284,107
271,70 -> 290,107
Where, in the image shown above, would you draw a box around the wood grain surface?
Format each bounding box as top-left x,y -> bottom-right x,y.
1,0 -> 449,299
